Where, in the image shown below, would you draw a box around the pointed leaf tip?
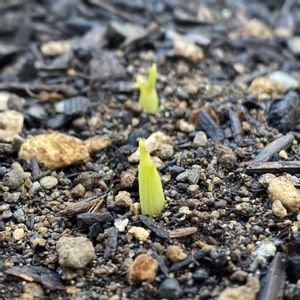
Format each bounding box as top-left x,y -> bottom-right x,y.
139,139 -> 152,165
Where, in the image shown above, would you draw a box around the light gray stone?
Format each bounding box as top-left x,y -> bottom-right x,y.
56,236 -> 95,269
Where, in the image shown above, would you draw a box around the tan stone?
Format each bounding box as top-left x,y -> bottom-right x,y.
219,276 -> 260,300
268,176 -> 300,212
128,254 -> 158,283
272,199 -> 287,219
71,184 -> 86,198
166,245 -> 187,263
84,136 -> 111,155
115,191 -> 133,208
177,119 -> 195,133
0,229 -> 11,243
56,236 -> 95,269
0,110 -> 23,142
242,19 -> 273,40
31,238 -> 46,249
65,286 -> 80,295
23,283 -> 44,300
13,228 -> 26,241
130,203 -> 140,215
249,77 -> 285,95
128,227 -> 150,242
19,132 -> 90,169
173,39 -> 204,63
41,40 -> 71,56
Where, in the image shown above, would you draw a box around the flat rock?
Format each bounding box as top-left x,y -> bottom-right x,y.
56,236 -> 95,269
5,266 -> 64,290
19,132 -> 90,170
0,110 -> 23,142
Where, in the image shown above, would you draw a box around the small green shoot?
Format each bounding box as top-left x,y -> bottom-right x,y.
136,63 -> 159,114
138,139 -> 165,217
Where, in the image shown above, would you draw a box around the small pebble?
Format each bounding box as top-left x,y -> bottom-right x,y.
115,191 -> 133,208
187,184 -> 199,196
114,218 -> 129,232
279,150 -> 288,159
269,71 -> 299,91
157,144 -> 174,160
157,278 -> 183,299
268,175 -> 300,212
130,203 -> 140,215
40,176 -> 58,190
0,204 -> 10,212
128,226 -> 150,242
179,206 -> 192,215
74,171 -> 100,190
128,131 -> 172,163
272,200 -> 287,219
120,169 -> 136,188
31,238 -> 46,249
13,208 -> 25,223
13,228 -> 26,241
288,36 -> 300,56
71,184 -> 86,198
128,254 -> 158,283
193,268 -> 209,283
3,162 -> 25,190
249,77 -> 285,95
166,245 -> 187,263
170,166 -> 185,178
2,210 -> 12,220
193,131 -> 208,147
230,270 -> 248,283
29,182 -> 41,195
177,119 -> 195,133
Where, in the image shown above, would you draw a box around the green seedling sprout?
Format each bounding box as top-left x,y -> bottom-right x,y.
138,139 -> 165,217
136,63 -> 159,114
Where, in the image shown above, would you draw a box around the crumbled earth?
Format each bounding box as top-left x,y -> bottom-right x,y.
1,1 -> 300,300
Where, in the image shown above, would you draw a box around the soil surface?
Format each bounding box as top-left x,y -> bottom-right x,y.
1,1 -> 300,300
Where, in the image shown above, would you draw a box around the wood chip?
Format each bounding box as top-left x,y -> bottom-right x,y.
169,227 -> 198,238
250,133 -> 294,164
257,253 -> 286,300
246,161 -> 300,174
58,196 -> 102,218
